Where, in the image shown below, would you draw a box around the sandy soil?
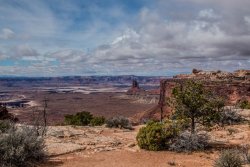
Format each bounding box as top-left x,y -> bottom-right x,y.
44,150 -> 217,167
42,126 -> 217,167
40,121 -> 250,167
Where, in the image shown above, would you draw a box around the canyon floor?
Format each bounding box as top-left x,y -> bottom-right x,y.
1,82 -> 249,167
9,91 -> 156,125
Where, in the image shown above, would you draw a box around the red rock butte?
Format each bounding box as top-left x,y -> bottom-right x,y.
126,80 -> 146,95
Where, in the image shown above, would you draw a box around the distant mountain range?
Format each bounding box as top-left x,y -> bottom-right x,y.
0,75 -> 171,88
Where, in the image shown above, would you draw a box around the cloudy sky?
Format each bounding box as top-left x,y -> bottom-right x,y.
0,0 -> 249,76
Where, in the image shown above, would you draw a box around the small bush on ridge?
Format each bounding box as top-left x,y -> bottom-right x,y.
90,116 -> 105,126
64,111 -> 106,126
106,116 -> 132,129
214,149 -> 242,167
64,111 -> 93,126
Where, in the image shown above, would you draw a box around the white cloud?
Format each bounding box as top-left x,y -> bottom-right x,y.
48,49 -> 87,64
244,16 -> 250,26
87,5 -> 250,74
10,44 -> 39,58
111,29 -> 140,45
198,9 -> 219,19
0,0 -> 249,76
0,28 -> 15,39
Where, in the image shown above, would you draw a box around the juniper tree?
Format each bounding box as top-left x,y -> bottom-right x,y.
172,80 -> 224,133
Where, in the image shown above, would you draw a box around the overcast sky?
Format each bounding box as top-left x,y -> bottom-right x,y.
0,0 -> 249,76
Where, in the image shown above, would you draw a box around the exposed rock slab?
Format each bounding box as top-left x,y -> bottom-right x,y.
45,126 -> 136,156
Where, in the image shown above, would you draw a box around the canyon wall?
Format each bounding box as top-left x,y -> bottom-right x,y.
135,70 -> 250,122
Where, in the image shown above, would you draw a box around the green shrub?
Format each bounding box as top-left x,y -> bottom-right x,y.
214,149 -> 242,167
169,131 -> 209,152
106,116 -> 132,129
0,127 -> 46,167
90,116 -> 105,126
136,122 -> 166,151
136,121 -> 179,151
64,111 -> 93,126
64,111 -> 106,126
0,120 -> 13,133
238,100 -> 250,109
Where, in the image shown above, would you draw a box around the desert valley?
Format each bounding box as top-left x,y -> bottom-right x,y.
1,1 -> 250,167
0,69 -> 250,167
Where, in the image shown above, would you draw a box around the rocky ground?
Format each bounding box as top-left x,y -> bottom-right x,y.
41,109 -> 250,167
44,125 -> 139,157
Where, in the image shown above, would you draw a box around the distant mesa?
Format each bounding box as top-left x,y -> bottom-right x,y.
126,80 -> 145,95
174,69 -> 250,81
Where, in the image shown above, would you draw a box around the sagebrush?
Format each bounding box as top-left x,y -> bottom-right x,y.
106,116 -> 132,129
169,131 -> 209,152
0,126 -> 46,167
214,149 -> 242,167
219,109 -> 243,125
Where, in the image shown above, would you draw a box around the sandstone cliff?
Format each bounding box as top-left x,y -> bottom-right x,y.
136,69 -> 250,122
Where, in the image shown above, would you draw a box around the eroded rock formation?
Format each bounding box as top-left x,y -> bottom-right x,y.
126,80 -> 145,95
136,69 -> 250,122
